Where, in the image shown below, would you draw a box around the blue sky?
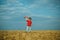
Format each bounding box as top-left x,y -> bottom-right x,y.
0,0 -> 60,30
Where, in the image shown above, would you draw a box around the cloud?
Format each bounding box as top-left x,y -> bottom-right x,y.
0,0 -> 31,16
0,6 -> 29,15
1,7 -> 53,19
56,6 -> 60,8
30,14 -> 53,18
28,0 -> 49,8
0,0 -> 57,19
28,4 -> 37,8
42,0 -> 48,3
7,0 -> 24,6
2,16 -> 12,19
36,0 -> 48,4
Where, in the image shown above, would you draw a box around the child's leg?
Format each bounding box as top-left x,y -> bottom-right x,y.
29,27 -> 31,32
26,26 -> 29,32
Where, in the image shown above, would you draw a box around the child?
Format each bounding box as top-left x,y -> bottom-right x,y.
24,16 -> 32,32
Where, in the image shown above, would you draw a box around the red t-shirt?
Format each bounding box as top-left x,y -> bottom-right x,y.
26,20 -> 32,26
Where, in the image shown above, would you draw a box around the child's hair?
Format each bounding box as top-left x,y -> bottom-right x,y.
28,17 -> 32,20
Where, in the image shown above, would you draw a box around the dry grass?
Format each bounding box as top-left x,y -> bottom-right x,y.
0,30 -> 60,40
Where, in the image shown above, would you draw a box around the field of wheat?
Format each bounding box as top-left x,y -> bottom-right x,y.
0,30 -> 60,40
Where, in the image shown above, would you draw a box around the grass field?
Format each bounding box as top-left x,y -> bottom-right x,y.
0,30 -> 60,40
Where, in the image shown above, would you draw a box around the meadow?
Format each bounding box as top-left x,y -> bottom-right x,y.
0,30 -> 60,40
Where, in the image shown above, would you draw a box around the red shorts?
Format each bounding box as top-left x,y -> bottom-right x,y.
27,24 -> 32,27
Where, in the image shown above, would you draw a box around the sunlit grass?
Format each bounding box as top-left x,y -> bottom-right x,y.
0,30 -> 60,40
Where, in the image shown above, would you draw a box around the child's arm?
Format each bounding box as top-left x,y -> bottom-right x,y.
25,18 -> 28,20
24,16 -> 28,20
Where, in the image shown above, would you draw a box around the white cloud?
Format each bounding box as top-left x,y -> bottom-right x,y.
7,0 -> 24,6
0,0 -> 55,19
9,11 -> 15,15
56,6 -> 60,8
36,0 -> 48,4
0,6 -> 29,15
28,4 -> 37,8
21,8 -> 30,13
47,16 -> 53,18
2,16 -> 12,19
31,14 -> 53,18
7,0 -> 17,2
27,0 -> 49,8
42,0 -> 48,3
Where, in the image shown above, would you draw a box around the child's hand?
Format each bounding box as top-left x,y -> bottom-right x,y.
24,16 -> 28,18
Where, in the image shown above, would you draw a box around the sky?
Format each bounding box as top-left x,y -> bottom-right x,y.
0,0 -> 60,30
